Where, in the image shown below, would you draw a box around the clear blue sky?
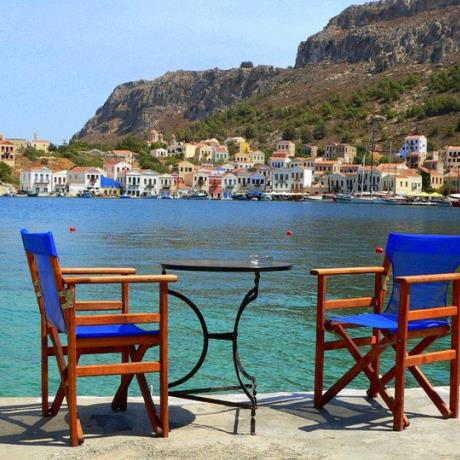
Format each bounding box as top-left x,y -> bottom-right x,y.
2,0 -> 366,144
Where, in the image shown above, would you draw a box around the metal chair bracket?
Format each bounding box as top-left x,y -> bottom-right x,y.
59,289 -> 74,309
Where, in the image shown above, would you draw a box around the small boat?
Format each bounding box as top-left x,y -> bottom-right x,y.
160,195 -> 173,199
187,192 -> 208,200
303,194 -> 323,202
232,193 -> 249,201
259,193 -> 272,201
27,191 -> 38,197
431,199 -> 452,207
79,191 -> 93,198
119,194 -> 131,199
335,194 -> 378,204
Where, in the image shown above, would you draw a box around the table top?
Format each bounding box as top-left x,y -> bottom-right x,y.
161,259 -> 293,273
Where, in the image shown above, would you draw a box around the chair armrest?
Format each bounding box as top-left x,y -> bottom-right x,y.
396,273 -> 460,285
62,267 -> 136,275
76,313 -> 161,325
311,266 -> 384,276
63,274 -> 178,285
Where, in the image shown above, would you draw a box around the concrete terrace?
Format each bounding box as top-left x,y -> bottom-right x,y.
1,388 -> 460,459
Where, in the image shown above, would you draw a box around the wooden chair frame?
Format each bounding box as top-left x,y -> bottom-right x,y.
311,261 -> 460,431
25,252 -> 177,446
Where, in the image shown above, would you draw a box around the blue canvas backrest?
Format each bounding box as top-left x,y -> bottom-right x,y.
21,229 -> 67,332
385,232 -> 460,314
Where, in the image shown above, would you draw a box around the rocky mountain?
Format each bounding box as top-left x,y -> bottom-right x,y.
74,0 -> 460,143
73,65 -> 281,143
295,0 -> 460,71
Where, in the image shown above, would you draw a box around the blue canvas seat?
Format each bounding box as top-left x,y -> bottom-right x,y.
311,232 -> 460,432
329,312 -> 448,332
76,324 -> 159,339
21,229 -> 177,446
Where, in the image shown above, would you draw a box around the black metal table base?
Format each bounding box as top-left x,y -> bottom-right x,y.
164,271 -> 260,435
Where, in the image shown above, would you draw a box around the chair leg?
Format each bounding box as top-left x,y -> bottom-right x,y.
314,326 -> 325,409
450,282 -> 460,418
393,339 -> 407,431
137,372 -> 162,434
112,345 -> 149,410
118,347 -> 130,411
67,338 -> 80,446
367,328 -> 380,398
41,330 -> 49,416
160,347 -> 169,438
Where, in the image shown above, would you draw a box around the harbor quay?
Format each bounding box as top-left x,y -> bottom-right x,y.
1,388 -> 460,459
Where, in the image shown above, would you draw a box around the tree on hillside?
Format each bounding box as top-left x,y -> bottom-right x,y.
282,126 -> 297,141
244,125 -> 257,140
117,135 -> 147,153
300,127 -> 312,144
0,162 -> 12,182
313,121 -> 326,140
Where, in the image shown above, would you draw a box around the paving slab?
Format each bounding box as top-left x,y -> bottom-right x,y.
1,388 -> 459,459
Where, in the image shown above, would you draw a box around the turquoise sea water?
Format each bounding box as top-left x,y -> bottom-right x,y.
1,197 -> 459,397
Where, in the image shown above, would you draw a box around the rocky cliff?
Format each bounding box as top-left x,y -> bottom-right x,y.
74,0 -> 460,143
73,65 -> 280,142
295,0 -> 460,71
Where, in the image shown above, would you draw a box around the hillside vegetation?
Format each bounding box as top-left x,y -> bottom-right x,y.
175,63 -> 460,151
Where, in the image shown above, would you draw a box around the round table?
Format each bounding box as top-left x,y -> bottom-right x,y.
161,259 -> 293,435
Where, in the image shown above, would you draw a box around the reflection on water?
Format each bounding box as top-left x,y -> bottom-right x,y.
0,198 -> 459,396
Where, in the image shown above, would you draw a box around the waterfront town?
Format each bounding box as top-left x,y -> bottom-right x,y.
1,129 -> 459,202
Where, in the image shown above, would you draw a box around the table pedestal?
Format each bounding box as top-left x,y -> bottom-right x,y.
164,270 -> 260,435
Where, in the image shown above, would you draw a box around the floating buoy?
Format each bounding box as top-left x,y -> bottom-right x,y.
69,226 -> 77,233
286,230 -> 294,237
375,246 -> 384,254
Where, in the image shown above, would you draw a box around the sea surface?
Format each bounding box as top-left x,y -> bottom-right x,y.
1,197 -> 459,397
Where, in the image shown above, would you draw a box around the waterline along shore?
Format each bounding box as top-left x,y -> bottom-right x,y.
1,132 -> 460,205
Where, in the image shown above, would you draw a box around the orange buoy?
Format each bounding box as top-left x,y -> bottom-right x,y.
69,226 -> 76,233
286,230 -> 294,237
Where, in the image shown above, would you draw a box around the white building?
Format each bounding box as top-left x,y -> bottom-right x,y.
276,141 -> 296,156
324,143 -> 357,163
211,145 -> 229,163
104,160 -> 131,181
399,135 -> 427,159
222,172 -> 238,199
53,170 -> 67,194
250,150 -> 265,165
20,167 -> 53,195
443,146 -> 460,170
193,169 -> 210,193
272,167 -> 312,193
248,172 -> 267,193
67,167 -> 102,196
235,169 -> 252,193
121,169 -> 160,197
269,152 -> 292,169
158,173 -> 173,197
150,148 -> 169,159
168,143 -> 196,159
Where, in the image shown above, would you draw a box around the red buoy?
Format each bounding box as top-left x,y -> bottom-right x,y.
69,226 -> 76,233
286,230 -> 294,237
375,246 -> 384,254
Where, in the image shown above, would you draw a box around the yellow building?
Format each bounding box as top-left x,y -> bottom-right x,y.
238,141 -> 250,153
381,170 -> 422,195
30,132 -> 50,153
177,160 -> 197,178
